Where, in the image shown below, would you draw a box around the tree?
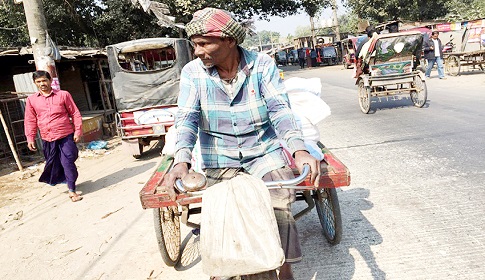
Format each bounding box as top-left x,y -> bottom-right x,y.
1,0 -> 178,47
242,30 -> 281,50
159,0 -> 300,21
0,0 -> 306,47
0,1 -> 29,47
343,0 -> 449,22
444,0 -> 485,21
337,12 -> 359,34
92,0 -> 174,47
294,25 -> 312,37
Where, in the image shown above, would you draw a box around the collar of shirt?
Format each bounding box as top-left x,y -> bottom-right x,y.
36,89 -> 56,97
176,48 -> 306,178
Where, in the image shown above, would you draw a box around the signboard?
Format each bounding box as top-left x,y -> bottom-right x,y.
465,19 -> 485,29
468,27 -> 485,43
435,22 -> 462,32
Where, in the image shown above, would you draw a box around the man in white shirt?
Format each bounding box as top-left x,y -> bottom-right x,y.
423,31 -> 446,79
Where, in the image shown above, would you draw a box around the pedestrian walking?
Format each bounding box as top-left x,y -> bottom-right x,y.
298,48 -> 305,69
423,31 -> 447,79
24,70 -> 83,202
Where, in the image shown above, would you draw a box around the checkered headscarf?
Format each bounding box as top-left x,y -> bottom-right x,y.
185,7 -> 246,45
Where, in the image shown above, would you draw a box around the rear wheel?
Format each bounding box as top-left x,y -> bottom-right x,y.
358,80 -> 371,114
410,76 -> 428,108
153,206 -> 181,266
446,55 -> 460,76
313,188 -> 342,245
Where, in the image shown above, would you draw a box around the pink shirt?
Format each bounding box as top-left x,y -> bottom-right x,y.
24,89 -> 83,142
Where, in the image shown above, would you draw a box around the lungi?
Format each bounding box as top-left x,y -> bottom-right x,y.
39,134 -> 79,192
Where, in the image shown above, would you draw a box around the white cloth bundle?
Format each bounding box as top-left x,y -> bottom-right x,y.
200,173 -> 285,277
284,77 -> 331,160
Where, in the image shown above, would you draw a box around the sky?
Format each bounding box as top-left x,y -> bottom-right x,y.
254,1 -> 347,37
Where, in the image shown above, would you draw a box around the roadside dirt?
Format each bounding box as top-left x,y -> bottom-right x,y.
0,138 -> 120,209
0,137 -> 182,279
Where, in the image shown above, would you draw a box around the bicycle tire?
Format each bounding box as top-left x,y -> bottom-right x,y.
313,188 -> 342,245
358,79 -> 371,114
410,75 -> 427,108
153,206 -> 181,266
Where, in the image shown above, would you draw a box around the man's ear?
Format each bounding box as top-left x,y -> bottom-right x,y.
226,37 -> 237,47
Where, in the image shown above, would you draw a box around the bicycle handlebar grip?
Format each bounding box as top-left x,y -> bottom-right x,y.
265,163 -> 310,187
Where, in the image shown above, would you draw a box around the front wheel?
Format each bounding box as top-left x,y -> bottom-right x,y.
313,188 -> 342,245
358,80 -> 371,114
153,206 -> 181,266
410,76 -> 428,108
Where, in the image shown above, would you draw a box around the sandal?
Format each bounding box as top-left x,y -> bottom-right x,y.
69,192 -> 83,202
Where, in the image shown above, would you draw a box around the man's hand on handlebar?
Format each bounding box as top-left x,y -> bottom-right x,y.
294,150 -> 321,188
160,162 -> 189,201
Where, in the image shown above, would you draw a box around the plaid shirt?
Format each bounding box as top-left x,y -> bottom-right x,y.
174,48 -> 306,178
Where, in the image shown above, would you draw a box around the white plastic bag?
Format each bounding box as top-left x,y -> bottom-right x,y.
284,77 -> 322,96
161,126 -> 176,156
200,173 -> 285,277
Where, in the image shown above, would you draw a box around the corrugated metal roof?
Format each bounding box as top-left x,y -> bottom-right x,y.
0,46 -> 107,58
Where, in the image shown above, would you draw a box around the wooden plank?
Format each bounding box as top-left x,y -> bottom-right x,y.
140,145 -> 351,209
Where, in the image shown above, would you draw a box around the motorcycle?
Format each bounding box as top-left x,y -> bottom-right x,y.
443,36 -> 455,53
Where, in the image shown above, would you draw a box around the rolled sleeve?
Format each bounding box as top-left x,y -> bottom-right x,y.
174,147 -> 192,167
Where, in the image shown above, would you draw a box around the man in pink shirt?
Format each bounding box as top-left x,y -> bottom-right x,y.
24,70 -> 84,202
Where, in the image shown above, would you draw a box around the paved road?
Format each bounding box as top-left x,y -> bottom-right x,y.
1,65 -> 484,280
283,65 -> 485,279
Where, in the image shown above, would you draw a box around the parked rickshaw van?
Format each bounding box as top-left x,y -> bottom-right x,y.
106,38 -> 194,158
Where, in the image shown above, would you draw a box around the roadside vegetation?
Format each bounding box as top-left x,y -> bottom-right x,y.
0,0 -> 484,48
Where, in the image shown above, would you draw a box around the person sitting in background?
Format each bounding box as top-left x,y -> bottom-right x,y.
354,25 -> 379,78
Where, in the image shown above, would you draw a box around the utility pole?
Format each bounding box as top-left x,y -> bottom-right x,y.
331,0 -> 341,41
310,16 -> 316,48
21,0 -> 60,89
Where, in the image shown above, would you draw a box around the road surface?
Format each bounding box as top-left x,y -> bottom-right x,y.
1,65 -> 484,279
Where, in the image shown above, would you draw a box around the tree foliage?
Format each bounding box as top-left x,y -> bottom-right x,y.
0,0 -> 307,47
294,25 -> 312,37
342,0 -> 485,22
337,12 -> 359,34
0,1 -> 29,47
343,0 -> 448,22
242,30 -> 281,49
2,0 -> 485,48
444,0 -> 485,21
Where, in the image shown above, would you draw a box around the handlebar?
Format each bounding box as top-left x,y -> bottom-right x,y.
174,164 -> 312,196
